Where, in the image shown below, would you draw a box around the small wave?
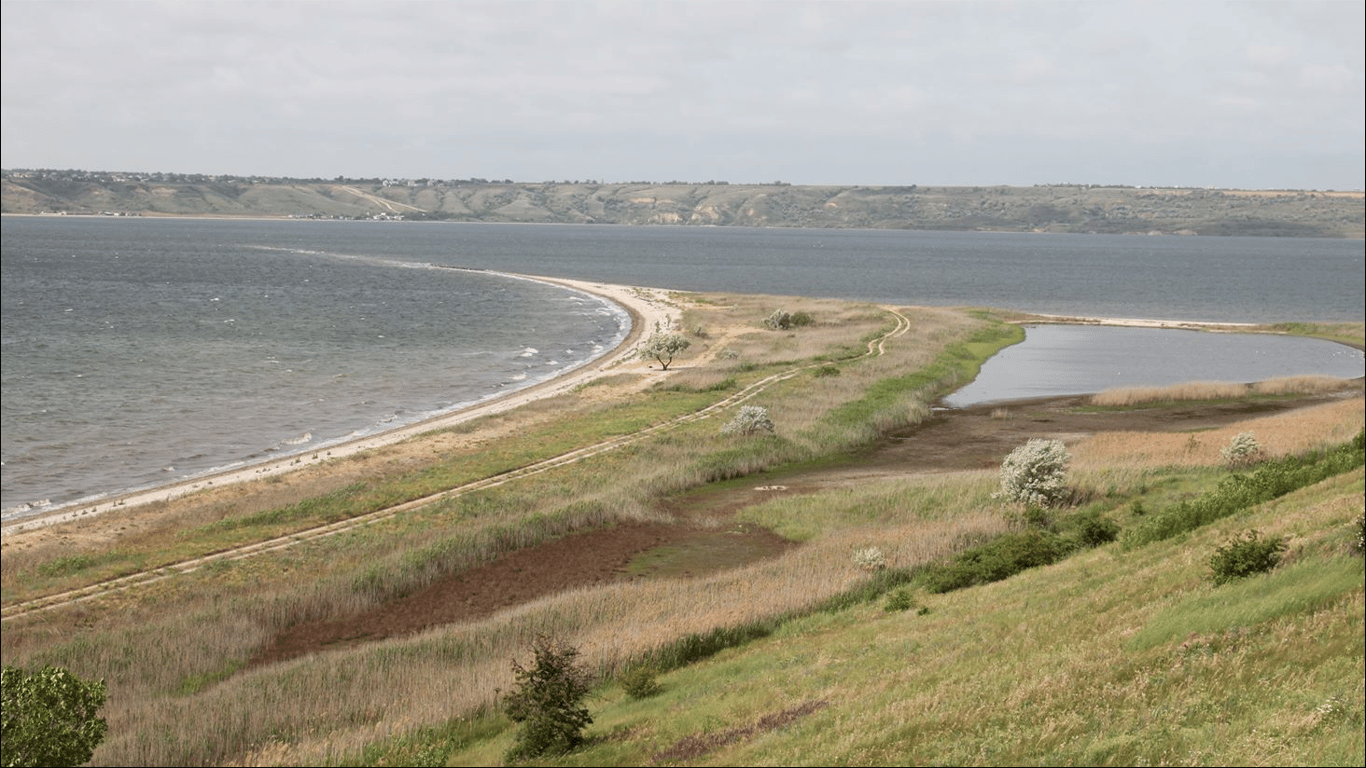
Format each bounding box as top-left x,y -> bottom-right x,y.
2,499 -> 53,517
519,347 -> 539,357
282,432 -> 313,446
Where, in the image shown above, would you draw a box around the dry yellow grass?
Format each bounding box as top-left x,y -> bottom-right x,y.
1089,376 -> 1356,407
1072,396 -> 1364,470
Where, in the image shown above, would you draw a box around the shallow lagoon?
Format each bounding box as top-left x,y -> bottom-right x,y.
944,325 -> 1365,407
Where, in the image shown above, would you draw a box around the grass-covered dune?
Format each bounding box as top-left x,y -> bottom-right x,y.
1,291 -> 1362,767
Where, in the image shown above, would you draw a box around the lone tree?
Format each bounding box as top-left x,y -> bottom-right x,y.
2,664 -> 108,768
638,332 -> 690,371
502,635 -> 593,761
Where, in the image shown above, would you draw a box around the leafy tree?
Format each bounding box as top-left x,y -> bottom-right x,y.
502,635 -> 593,761
638,332 -> 690,371
995,438 -> 1071,507
2,664 -> 108,767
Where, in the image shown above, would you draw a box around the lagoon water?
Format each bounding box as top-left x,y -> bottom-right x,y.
944,325 -> 1364,407
2,216 -> 1363,518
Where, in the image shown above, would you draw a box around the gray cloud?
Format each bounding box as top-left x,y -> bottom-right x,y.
3,0 -> 1362,188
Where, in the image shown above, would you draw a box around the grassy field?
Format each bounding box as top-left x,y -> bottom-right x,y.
1,297 -> 1361,767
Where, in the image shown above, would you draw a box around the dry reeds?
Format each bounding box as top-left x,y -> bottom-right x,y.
1090,376 -> 1357,407
1072,397 -> 1365,470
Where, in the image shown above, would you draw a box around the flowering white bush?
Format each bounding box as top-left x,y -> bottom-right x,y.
996,438 -> 1071,507
1220,431 -> 1264,467
852,547 -> 887,571
721,405 -> 774,436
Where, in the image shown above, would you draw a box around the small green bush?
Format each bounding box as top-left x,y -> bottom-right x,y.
619,666 -> 662,699
763,309 -> 815,330
1208,530 -> 1288,585
1070,510 -> 1120,548
1353,512 -> 1365,556
502,635 -> 593,761
883,588 -> 917,612
925,529 -> 1066,593
1123,430 -> 1365,549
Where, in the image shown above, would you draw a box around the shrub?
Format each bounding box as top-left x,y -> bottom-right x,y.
1354,512 -> 1365,556
1,664 -> 108,768
502,635 -> 593,761
1208,530 -> 1288,585
852,547 -> 887,571
925,529 -> 1066,593
1123,431 -> 1365,549
1071,510 -> 1120,548
721,405 -> 774,436
996,438 -> 1071,507
883,588 -> 921,613
1221,431 -> 1264,467
619,666 -> 662,699
763,310 -> 814,331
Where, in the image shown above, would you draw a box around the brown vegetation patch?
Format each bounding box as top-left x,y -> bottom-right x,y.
650,699 -> 830,764
251,521 -> 679,666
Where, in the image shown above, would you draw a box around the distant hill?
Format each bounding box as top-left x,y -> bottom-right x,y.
4,169 -> 1362,237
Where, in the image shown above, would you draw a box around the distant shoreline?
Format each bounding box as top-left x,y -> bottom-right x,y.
6,176 -> 1362,238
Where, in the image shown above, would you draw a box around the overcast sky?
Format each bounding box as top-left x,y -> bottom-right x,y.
3,1 -> 1362,189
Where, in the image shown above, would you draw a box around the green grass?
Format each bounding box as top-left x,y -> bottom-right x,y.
1129,555 -> 1364,651
350,461 -> 1366,767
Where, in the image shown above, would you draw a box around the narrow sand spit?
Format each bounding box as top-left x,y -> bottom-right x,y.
1,274 -> 681,535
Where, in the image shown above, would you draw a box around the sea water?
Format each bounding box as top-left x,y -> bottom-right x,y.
3,216 -> 1362,518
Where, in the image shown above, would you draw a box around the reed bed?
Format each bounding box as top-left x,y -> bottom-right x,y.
1089,375 -> 1358,407
1072,397 -> 1365,470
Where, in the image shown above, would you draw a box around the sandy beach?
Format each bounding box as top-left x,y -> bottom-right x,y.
0,273 -> 681,536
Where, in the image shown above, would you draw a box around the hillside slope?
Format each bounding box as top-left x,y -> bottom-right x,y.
5,170 -> 1362,237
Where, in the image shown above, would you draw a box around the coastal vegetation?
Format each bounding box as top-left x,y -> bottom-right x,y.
0,295 -> 1362,766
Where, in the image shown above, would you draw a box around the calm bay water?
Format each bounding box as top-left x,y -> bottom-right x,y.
2,216 -> 1363,518
946,325 -> 1364,407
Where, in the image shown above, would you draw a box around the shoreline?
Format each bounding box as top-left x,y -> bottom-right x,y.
4,287 -> 1360,536
1,273 -> 681,535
